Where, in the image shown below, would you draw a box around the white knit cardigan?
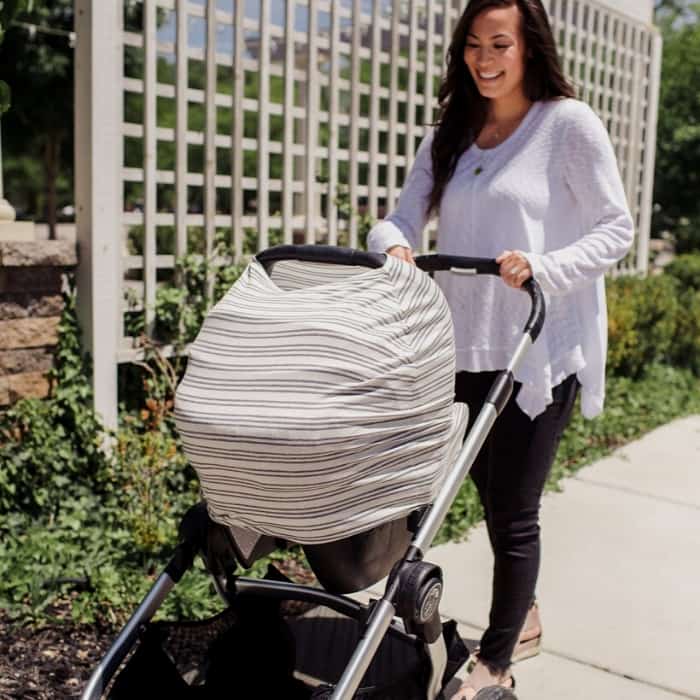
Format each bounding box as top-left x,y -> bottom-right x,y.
368,98 -> 634,419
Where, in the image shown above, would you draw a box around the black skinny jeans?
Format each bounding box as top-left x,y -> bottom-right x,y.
454,370 -> 579,672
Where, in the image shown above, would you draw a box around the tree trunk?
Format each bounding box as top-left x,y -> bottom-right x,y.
44,134 -> 60,240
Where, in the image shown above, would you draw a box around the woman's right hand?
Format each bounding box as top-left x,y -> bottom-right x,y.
386,245 -> 415,265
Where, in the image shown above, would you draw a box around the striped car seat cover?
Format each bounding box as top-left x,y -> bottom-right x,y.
174,255 -> 468,544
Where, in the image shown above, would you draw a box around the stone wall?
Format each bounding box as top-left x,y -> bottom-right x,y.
0,241 -> 77,406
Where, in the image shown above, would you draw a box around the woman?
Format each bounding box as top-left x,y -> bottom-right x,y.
367,0 -> 634,696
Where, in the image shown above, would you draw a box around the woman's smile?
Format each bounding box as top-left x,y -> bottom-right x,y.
477,70 -> 505,81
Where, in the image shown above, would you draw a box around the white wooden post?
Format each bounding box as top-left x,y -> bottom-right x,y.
327,0 -> 340,245
367,0 -> 381,221
232,0 -> 244,260
204,0 -> 217,261
74,0 -> 122,429
419,0 -> 436,253
386,0 -> 400,213
305,0 -> 319,243
405,0 -> 419,175
348,0 -> 361,248
282,0 -> 295,246
637,31 -> 662,275
175,0 -> 188,260
143,0 -> 157,333
256,0 -> 270,250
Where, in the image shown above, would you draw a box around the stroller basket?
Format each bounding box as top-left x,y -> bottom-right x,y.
83,245 -> 544,700
105,568 -> 469,699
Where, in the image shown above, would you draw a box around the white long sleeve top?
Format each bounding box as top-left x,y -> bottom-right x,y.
367,98 -> 634,419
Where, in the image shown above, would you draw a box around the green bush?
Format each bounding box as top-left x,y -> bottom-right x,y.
665,252 -> 700,291
0,285 -> 109,518
670,289 -> 700,373
670,216 -> 700,256
606,273 -> 682,378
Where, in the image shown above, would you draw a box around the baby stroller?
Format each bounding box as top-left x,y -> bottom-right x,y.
82,245 -> 544,700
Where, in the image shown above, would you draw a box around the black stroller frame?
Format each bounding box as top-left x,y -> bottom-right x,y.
82,246 -> 545,700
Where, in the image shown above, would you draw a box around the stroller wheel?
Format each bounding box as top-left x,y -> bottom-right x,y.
473,686 -> 518,700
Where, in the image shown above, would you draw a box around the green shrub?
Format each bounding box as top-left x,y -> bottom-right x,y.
606,276 -> 640,377
162,232 -> 245,343
0,287 -> 207,624
670,216 -> 700,256
0,284 -> 109,518
606,274 -> 681,378
665,252 -> 700,291
113,414 -> 195,555
670,289 -> 700,373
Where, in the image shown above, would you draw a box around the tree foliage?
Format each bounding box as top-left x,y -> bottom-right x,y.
0,1 -> 37,113
0,0 -> 72,236
653,1 -> 700,251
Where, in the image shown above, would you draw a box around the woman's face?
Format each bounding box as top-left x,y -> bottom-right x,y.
463,4 -> 529,104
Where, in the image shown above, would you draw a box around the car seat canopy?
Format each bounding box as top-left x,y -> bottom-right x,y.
175,255 -> 467,544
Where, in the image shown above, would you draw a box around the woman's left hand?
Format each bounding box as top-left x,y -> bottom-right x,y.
496,250 -> 533,289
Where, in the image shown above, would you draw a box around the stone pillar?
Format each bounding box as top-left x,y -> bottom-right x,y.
0,241 -> 77,406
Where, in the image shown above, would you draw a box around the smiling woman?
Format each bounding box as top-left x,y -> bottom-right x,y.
464,7 -> 529,140
367,1 -> 634,698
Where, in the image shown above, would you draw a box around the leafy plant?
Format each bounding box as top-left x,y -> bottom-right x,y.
0,278 -> 108,518
152,230 -> 245,345
335,184 -> 375,249
114,341 -> 196,554
0,0 -> 73,237
652,3 -> 700,248
1,2 -> 38,113
665,252 -> 700,290
606,274 -> 683,378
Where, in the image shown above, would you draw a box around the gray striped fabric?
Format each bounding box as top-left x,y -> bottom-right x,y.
174,254 -> 468,544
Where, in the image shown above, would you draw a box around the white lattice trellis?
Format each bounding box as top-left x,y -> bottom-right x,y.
75,0 -> 662,426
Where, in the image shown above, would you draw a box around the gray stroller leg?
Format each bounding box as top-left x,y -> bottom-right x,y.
81,572 -> 175,700
81,541 -> 194,700
331,598 -> 399,699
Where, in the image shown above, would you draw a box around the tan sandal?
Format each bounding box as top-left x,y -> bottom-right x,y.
451,674 -> 516,700
471,601 -> 542,666
512,601 -> 542,663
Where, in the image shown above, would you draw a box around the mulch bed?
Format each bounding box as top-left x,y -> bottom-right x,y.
0,602 -> 112,699
0,558 -> 316,699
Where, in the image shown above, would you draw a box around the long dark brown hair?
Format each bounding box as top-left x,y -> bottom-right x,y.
427,0 -> 575,217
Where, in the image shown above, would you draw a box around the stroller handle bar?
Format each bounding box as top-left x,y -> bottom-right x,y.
414,253 -> 546,343
256,245 -> 546,344
257,244 -> 385,269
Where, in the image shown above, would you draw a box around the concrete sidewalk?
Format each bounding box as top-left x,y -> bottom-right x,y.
372,415 -> 700,699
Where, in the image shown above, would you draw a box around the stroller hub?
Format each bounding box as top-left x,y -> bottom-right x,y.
391,559 -> 444,640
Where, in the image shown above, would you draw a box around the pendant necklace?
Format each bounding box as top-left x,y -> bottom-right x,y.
473,111 -> 525,176
473,126 -> 502,176
473,147 -> 495,176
